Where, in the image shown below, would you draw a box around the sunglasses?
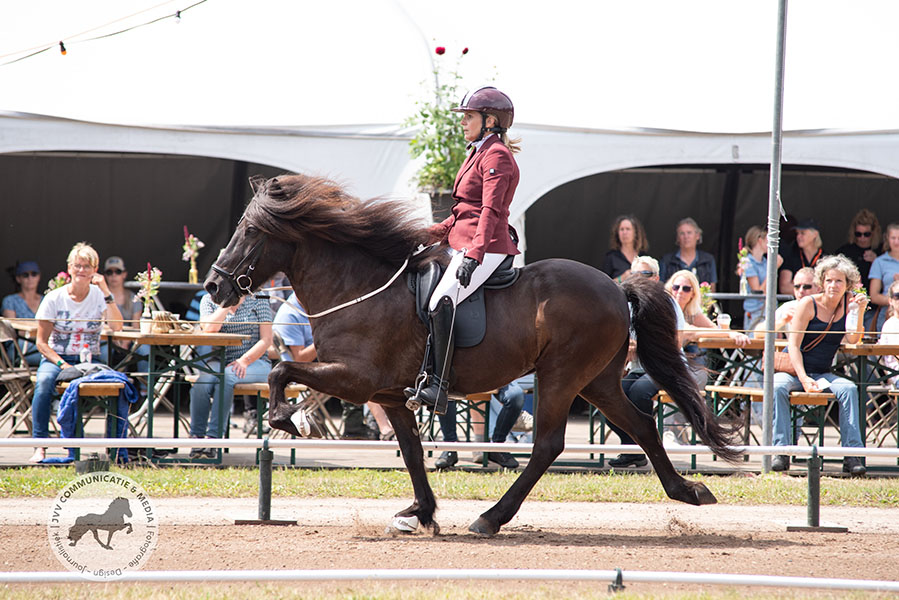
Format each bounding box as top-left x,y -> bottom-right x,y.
891,292 -> 899,300
855,231 -> 872,238
671,284 -> 692,293
105,269 -> 124,276
636,270 -> 655,277
19,271 -> 40,278
794,283 -> 814,291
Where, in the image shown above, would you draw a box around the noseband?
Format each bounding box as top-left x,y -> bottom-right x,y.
211,239 -> 265,296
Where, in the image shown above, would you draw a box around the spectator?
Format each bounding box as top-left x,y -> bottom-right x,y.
2,260 -> 43,366
273,292 -> 392,440
778,218 -> 824,295
834,209 -> 881,292
29,243 -> 123,463
189,293 -> 272,459
771,255 -> 867,475
869,222 -> 899,332
102,257 -> 142,325
878,280 -> 899,388
601,215 -> 649,282
2,260 -> 42,319
741,226 -> 782,330
659,218 -> 718,291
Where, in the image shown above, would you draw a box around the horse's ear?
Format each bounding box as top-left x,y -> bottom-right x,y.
248,175 -> 267,195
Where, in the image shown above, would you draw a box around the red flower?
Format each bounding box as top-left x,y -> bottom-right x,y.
462,47 -> 469,55
435,46 -> 445,55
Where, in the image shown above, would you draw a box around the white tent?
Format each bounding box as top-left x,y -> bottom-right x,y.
2,0 -> 899,272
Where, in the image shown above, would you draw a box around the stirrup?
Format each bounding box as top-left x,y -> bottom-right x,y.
404,372 -> 428,412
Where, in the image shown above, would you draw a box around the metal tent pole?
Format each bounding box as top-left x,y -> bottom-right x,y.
762,0 -> 789,474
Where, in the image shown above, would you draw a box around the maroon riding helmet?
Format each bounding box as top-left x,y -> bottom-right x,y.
451,86 -> 514,135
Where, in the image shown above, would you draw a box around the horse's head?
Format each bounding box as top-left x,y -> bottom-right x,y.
205,178 -> 293,307
112,497 -> 132,518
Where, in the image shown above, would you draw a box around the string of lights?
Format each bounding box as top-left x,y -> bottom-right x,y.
0,0 -> 208,68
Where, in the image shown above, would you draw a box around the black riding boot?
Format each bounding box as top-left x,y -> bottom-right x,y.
405,296 -> 455,415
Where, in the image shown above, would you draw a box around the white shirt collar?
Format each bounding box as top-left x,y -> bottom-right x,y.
469,133 -> 495,151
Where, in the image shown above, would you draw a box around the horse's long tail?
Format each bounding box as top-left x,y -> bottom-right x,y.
622,277 -> 742,463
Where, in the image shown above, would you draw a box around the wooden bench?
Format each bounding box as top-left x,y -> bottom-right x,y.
705,385 -> 834,447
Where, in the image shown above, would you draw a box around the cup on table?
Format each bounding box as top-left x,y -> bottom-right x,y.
716,313 -> 731,329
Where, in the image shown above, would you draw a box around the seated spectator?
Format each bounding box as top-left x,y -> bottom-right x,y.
740,226 -> 782,330
869,222 -> 899,332
659,218 -> 717,291
834,209 -> 881,293
101,256 -> 146,362
878,280 -> 899,387
30,243 -> 123,463
771,255 -> 867,475
2,260 -> 43,366
434,382 -> 525,470
778,218 -> 824,295
602,215 -> 649,282
273,292 -> 392,440
189,293 -> 272,459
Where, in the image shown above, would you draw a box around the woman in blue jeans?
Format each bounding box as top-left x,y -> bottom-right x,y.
30,243 -> 124,462
189,293 -> 272,459
771,254 -> 868,475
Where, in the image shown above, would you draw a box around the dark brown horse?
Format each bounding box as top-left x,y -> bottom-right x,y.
205,174 -> 741,537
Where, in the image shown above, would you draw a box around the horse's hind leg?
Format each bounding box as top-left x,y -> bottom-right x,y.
580,375 -> 716,506
381,399 -> 439,534
468,375 -> 578,537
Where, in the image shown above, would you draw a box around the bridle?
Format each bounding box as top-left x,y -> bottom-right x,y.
211,238 -> 265,296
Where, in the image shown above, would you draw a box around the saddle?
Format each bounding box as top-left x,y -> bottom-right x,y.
407,255 -> 520,348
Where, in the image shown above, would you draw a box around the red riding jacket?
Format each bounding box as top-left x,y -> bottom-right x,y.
428,135 -> 520,264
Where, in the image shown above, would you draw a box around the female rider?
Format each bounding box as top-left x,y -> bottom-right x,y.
405,86 -> 520,414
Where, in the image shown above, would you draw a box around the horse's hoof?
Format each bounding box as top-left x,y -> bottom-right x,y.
388,514 -> 419,533
675,481 -> 717,506
269,415 -> 301,437
468,517 -> 500,538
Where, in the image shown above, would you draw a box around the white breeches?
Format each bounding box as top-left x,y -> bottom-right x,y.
429,249 -> 508,311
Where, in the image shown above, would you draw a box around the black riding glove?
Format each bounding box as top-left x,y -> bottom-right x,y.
456,256 -> 479,288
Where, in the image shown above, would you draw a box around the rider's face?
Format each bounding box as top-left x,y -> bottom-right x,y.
461,111 -> 484,143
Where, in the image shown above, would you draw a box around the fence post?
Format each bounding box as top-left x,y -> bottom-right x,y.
234,438 -> 297,526
806,446 -> 820,527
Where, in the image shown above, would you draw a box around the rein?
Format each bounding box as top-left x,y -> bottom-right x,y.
290,257 -> 409,319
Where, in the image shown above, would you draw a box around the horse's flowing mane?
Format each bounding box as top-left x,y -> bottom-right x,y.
245,174 -> 435,264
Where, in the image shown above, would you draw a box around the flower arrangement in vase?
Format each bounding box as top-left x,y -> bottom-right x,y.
182,226 -> 205,284
45,271 -> 71,294
699,281 -> 718,318
135,263 -> 162,333
736,237 -> 750,295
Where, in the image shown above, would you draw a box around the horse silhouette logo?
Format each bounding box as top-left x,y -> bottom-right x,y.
67,497 -> 134,550
48,472 -> 157,580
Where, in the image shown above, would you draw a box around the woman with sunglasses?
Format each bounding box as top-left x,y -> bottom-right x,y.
2,260 -> 42,320
835,209 -> 881,293
102,257 -> 142,326
878,280 -> 899,388
2,260 -> 43,366
30,243 -> 123,463
869,222 -> 899,332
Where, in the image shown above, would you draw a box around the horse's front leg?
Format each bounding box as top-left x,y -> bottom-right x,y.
267,360 -> 368,436
381,399 -> 439,534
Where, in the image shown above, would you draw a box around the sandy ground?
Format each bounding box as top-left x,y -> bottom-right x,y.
2,497 -> 899,597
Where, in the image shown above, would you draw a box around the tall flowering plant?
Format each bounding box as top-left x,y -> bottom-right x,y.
182,226 -> 205,283
406,45 -> 471,193
736,237 -> 750,271
45,271 -> 71,294
135,263 -> 162,315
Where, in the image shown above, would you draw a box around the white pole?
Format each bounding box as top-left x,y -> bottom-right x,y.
762,0 -> 789,474
1,568 -> 897,591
